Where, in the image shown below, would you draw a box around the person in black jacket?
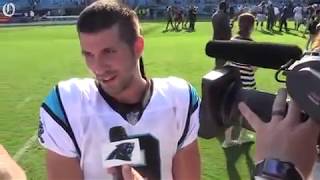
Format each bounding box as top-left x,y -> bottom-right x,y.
188,5 -> 197,32
279,5 -> 289,32
267,3 -> 275,31
211,1 -> 232,69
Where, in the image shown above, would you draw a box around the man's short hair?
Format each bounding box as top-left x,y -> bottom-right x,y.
77,0 -> 140,47
238,13 -> 255,37
238,13 -> 255,29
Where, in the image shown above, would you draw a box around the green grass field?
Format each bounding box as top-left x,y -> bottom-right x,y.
0,21 -> 309,180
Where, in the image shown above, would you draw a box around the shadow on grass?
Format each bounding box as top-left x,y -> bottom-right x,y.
216,135 -> 255,180
285,30 -> 302,37
258,29 -> 284,36
142,23 -> 163,35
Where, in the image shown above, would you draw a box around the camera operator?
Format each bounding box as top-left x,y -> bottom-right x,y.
238,88 -> 320,180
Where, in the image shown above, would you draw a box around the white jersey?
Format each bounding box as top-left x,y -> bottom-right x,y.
274,7 -> 280,16
38,77 -> 200,180
294,6 -> 303,21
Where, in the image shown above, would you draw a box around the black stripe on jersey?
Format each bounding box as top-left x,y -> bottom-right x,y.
243,83 -> 256,88
242,84 -> 256,88
177,85 -> 198,149
41,103 -> 81,157
55,86 -> 82,158
41,103 -> 70,134
241,78 -> 255,82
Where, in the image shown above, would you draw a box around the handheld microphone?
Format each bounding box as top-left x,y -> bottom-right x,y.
109,126 -> 127,142
109,126 -> 127,180
106,127 -> 161,180
205,40 -> 303,69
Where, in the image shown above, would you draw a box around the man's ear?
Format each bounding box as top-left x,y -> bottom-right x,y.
134,36 -> 144,59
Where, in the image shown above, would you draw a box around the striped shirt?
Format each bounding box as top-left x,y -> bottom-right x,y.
227,36 -> 256,89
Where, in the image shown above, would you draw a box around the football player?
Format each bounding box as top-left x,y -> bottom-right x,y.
37,0 -> 201,179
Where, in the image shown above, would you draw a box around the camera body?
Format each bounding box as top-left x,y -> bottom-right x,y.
199,51 -> 320,139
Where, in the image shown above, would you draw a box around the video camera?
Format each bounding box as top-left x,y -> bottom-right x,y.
199,40 -> 320,138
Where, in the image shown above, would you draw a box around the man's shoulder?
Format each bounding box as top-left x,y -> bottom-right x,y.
152,77 -> 199,110
57,78 -> 95,91
44,78 -> 96,100
212,11 -> 223,18
152,77 -> 197,97
153,76 -> 189,87
41,78 -> 98,118
212,12 -> 228,22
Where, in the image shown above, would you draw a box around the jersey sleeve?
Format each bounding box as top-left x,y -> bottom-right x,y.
177,84 -> 200,149
38,86 -> 79,158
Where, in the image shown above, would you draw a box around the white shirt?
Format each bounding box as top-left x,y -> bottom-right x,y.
293,6 -> 303,19
38,77 -> 200,180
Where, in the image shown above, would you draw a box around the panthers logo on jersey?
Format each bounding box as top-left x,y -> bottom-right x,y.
107,142 -> 135,161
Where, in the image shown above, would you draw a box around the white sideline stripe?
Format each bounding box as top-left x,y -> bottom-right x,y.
15,96 -> 33,109
13,131 -> 38,161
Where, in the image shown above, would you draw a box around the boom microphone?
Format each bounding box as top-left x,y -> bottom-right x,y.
205,40 -> 303,69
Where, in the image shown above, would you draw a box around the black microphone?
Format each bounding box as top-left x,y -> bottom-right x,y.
108,127 -> 161,180
109,126 -> 161,180
205,40 -> 303,69
109,126 -> 127,180
109,126 -> 128,142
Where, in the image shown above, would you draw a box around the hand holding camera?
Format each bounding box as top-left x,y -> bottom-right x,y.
239,88 -> 320,179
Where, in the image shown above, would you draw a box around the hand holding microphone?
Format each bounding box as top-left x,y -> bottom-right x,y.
108,165 -> 143,180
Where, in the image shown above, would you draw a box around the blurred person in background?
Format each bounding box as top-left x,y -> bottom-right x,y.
306,10 -> 320,50
222,13 -> 256,148
211,1 -> 232,69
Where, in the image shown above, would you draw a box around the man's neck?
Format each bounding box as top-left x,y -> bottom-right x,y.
111,77 -> 148,104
